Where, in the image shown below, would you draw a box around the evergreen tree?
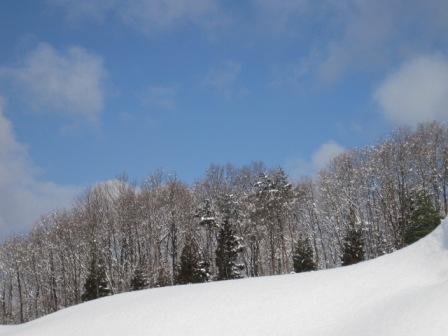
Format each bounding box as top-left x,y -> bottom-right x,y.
130,266 -> 149,291
341,226 -> 364,266
176,237 -> 209,284
196,199 -> 217,228
154,262 -> 171,288
251,168 -> 295,274
81,247 -> 111,302
215,216 -> 243,280
293,235 -> 317,273
404,191 -> 441,245
195,199 -> 217,274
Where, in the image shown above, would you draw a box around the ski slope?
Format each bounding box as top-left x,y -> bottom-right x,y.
2,219 -> 448,336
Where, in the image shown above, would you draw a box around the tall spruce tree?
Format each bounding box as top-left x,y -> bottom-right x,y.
404,191 -> 441,245
215,216 -> 243,280
293,235 -> 317,273
251,169 -> 295,275
82,247 -> 111,302
341,226 -> 364,266
195,199 -> 217,274
153,261 -> 171,288
130,265 -> 149,291
176,237 -> 208,284
341,208 -> 364,266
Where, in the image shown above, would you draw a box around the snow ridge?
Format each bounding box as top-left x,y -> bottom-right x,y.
2,219 -> 448,336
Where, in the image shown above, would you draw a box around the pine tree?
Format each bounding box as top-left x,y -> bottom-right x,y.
215,217 -> 243,280
130,266 -> 149,291
81,248 -> 111,302
341,226 -> 364,266
154,262 -> 171,288
176,238 -> 209,284
251,169 -> 295,274
404,191 -> 441,245
195,199 -> 217,275
196,199 -> 217,228
293,235 -> 317,273
341,208 -> 364,266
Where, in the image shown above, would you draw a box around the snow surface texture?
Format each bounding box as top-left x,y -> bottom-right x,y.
2,219 -> 448,336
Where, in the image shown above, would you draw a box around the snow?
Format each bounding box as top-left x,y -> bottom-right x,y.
2,218 -> 448,336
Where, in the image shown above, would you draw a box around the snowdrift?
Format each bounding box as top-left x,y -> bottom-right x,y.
2,219 -> 448,336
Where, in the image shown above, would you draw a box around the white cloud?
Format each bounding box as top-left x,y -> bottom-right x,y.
47,0 -> 117,22
2,43 -> 105,121
317,0 -> 448,83
47,0 -> 448,90
374,54 -> 448,126
252,0 -> 310,33
49,0 -> 224,34
317,0 -> 396,83
286,140 -> 345,180
253,0 -> 448,84
312,141 -> 345,170
0,97 -> 80,236
120,0 -> 222,33
48,0 -> 448,85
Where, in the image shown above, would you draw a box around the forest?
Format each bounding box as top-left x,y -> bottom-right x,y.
0,121 -> 446,324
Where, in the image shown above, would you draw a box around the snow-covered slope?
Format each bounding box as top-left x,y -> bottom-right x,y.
3,219 -> 448,336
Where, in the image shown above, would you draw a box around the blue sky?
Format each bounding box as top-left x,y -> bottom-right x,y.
1,0 -> 448,234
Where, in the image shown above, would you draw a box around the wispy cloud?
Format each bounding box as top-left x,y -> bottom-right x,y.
47,0 -> 117,23
0,97 -> 80,235
49,0 -> 448,84
251,0 -> 311,34
375,54 -> 448,126
312,141 -> 345,170
49,0 -> 225,34
120,0 -> 223,34
263,0 -> 448,85
286,140 -> 345,180
1,43 -> 106,122
317,0 -> 448,83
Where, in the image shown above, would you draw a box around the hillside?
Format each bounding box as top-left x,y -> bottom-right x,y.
2,218 -> 448,336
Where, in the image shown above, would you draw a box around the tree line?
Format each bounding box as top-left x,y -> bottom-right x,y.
0,121 -> 445,324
